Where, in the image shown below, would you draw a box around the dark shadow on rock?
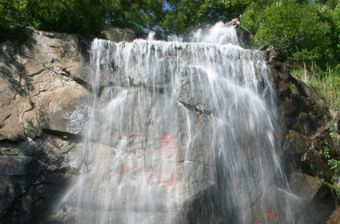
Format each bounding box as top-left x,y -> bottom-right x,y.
0,28 -> 36,97
0,133 -> 78,224
0,27 -> 33,44
77,37 -> 91,63
175,187 -> 224,224
295,185 -> 336,224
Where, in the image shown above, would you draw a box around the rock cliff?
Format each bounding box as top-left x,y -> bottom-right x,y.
266,46 -> 340,223
0,28 -> 90,224
0,27 -> 339,223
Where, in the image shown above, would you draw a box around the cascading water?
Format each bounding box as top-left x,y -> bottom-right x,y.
57,22 -> 306,224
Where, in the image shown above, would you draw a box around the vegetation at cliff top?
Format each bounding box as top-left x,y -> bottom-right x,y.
0,0 -> 340,109
0,0 -> 165,35
293,68 -> 340,110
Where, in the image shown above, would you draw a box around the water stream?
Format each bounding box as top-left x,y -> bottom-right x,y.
58,22 -> 305,224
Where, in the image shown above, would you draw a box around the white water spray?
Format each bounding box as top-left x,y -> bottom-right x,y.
56,22 -> 306,224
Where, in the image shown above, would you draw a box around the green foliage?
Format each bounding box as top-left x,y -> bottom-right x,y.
330,124 -> 340,141
162,0 -> 250,34
322,146 -> 340,174
241,1 -> 336,68
331,4 -> 340,64
0,0 -> 29,28
293,68 -> 340,110
0,0 -> 250,35
105,0 -> 165,33
317,176 -> 340,197
245,0 -> 340,112
28,0 -> 106,35
328,159 -> 340,173
0,0 -> 165,36
317,0 -> 339,9
0,0 -> 105,35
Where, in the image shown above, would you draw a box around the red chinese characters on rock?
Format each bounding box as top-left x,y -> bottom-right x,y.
147,171 -> 176,188
115,133 -> 177,188
265,209 -> 277,221
166,172 -> 176,187
250,209 -> 278,224
147,172 -> 161,185
146,133 -> 177,188
157,134 -> 177,160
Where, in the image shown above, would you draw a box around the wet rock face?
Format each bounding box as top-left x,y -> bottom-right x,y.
71,28 -> 299,223
0,26 -> 339,224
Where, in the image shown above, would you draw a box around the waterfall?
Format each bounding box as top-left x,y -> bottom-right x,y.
58,22 -> 305,224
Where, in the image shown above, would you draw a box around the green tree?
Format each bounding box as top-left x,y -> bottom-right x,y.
105,0 -> 165,34
0,0 -> 29,29
316,0 -> 338,9
241,1 -> 335,68
0,0 -> 165,36
162,0 -> 251,34
332,4 -> 340,68
26,0 -> 106,35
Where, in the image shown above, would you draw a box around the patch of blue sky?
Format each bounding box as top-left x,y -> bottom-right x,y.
163,1 -> 172,11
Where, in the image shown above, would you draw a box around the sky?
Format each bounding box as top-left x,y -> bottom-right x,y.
163,2 -> 172,11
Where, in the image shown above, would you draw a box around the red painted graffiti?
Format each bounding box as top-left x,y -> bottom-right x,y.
158,134 -> 177,160
112,133 -> 177,187
265,209 -> 277,221
147,171 -> 176,187
118,164 -> 129,184
147,173 -> 162,185
166,172 -> 176,187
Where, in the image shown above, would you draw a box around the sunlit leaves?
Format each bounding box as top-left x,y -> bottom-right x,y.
162,0 -> 250,34
241,1 -> 338,68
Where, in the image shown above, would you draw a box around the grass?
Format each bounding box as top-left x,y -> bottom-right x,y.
292,67 -> 340,111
